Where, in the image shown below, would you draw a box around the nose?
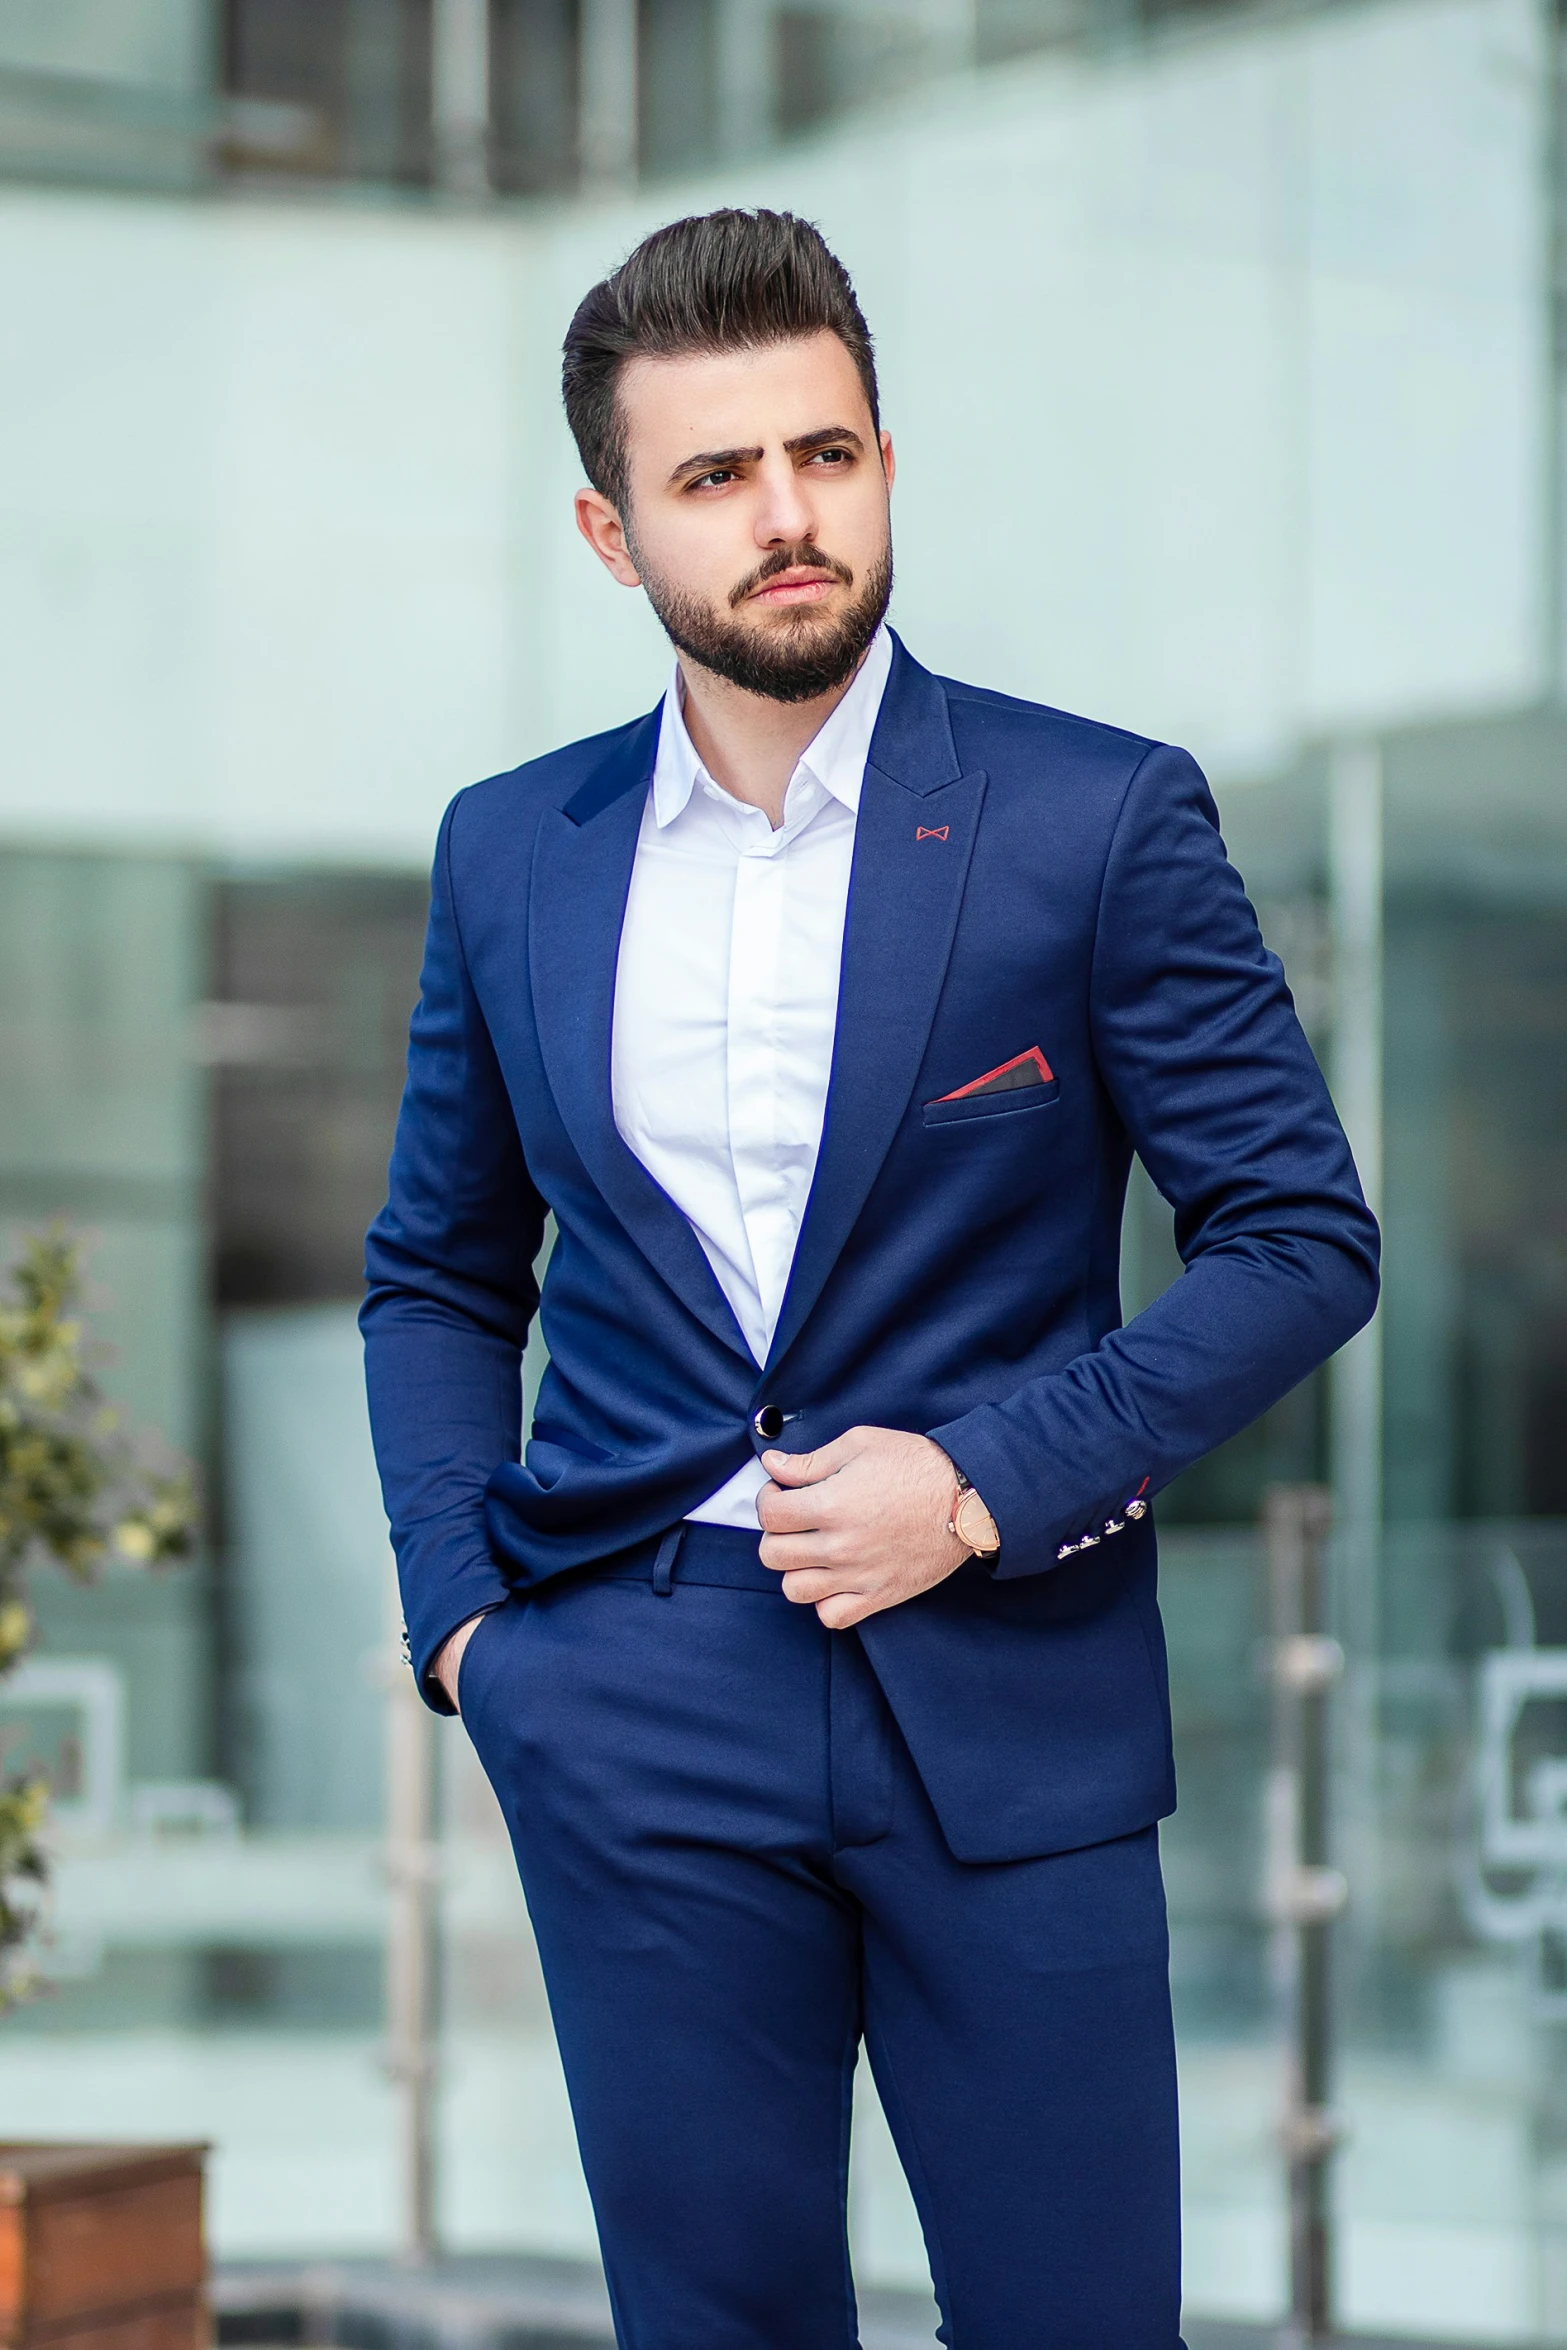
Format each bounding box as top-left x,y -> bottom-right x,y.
752,452 -> 815,548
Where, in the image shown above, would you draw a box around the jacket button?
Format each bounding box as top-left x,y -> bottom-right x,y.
752,1405 -> 785,1442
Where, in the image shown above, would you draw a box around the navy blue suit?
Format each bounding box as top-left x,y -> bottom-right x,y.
363,637 -> 1377,2346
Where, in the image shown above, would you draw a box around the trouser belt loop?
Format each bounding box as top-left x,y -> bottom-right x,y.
651,1525 -> 685,1596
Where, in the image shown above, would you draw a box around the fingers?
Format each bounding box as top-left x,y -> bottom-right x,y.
758,1528 -> 845,1575
763,1547 -> 898,1625
758,1527 -> 868,1606
759,1430 -> 863,1486
772,1572 -> 881,1629
779,1568 -> 851,1608
756,1479 -> 841,1535
815,1591 -> 874,1630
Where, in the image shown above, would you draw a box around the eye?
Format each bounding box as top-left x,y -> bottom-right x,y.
806,447 -> 853,468
687,469 -> 737,492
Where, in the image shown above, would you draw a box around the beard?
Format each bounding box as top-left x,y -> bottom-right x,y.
630,534 -> 894,705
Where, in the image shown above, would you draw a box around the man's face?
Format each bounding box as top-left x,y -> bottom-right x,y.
575,330 -> 894,702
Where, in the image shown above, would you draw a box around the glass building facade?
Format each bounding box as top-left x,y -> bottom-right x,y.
0,0 -> 1305,202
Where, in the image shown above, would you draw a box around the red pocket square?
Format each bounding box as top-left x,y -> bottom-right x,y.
934,1047 -> 1055,1103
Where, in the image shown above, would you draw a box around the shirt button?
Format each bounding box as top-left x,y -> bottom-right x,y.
752,1405 -> 785,1442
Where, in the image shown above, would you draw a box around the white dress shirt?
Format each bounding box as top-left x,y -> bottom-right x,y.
610,625 -> 894,1528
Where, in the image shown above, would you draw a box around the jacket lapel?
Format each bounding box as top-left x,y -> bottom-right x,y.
528,710 -> 752,1361
765,641 -> 986,1373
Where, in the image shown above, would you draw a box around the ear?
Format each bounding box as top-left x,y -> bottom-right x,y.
879,429 -> 895,492
575,488 -> 642,587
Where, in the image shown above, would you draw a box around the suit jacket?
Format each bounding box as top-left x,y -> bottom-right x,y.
362,635 -> 1378,1862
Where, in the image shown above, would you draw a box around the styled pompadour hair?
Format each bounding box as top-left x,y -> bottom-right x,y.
561,209 -> 879,511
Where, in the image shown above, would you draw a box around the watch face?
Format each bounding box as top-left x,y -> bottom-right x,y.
956,1491 -> 997,1552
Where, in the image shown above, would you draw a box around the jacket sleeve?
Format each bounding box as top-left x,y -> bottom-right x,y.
361,794 -> 548,1708
929,740 -> 1380,1577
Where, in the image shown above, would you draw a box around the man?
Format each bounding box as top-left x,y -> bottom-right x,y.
363,209 -> 1377,2349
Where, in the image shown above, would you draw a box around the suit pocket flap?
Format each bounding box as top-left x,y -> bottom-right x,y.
922,1080 -> 1060,1127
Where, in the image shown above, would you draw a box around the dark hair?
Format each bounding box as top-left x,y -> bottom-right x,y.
561,209 -> 879,511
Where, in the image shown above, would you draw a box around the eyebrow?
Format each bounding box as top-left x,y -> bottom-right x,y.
785,425 -> 865,457
666,424 -> 867,486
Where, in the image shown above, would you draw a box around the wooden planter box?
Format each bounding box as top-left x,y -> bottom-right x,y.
0,2146 -> 207,2350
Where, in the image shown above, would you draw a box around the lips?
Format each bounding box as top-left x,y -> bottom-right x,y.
730,548 -> 854,609
751,570 -> 839,604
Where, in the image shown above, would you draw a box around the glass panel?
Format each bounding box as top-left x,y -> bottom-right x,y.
0,850 -> 420,2260
0,1 -> 212,193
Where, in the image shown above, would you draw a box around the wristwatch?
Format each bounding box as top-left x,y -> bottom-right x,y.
948,1467 -> 1000,1558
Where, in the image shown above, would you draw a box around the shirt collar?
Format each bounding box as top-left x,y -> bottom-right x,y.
651,624 -> 893,830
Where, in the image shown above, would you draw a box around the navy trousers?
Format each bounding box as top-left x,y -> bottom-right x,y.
458,1525 -> 1185,2350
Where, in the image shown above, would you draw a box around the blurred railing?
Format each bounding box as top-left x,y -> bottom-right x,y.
1163,1514 -> 1567,2342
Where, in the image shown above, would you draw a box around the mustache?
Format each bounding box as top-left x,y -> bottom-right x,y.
728,544 -> 853,609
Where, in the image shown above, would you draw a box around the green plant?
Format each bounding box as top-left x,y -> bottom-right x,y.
0,1229 -> 197,2002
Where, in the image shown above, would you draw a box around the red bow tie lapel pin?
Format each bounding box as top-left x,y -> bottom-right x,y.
916,825 -> 950,842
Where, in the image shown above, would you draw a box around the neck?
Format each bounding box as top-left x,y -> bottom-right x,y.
676,650 -> 868,829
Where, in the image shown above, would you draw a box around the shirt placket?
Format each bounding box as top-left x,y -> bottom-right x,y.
726,813 -> 798,1359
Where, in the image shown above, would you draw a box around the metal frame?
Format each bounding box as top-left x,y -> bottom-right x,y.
1264,1483 -> 1344,2349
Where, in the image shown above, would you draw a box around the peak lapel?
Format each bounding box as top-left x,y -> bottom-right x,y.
529,712 -> 751,1362
766,644 -> 986,1372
